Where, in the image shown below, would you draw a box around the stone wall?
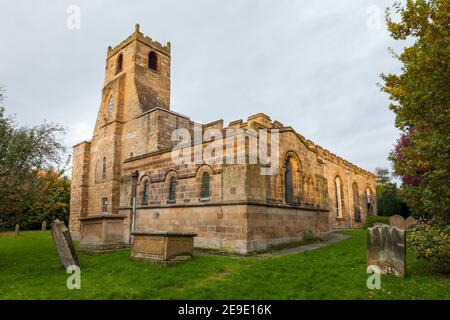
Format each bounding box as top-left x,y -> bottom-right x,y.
69,141 -> 91,238
128,203 -> 328,254
246,204 -> 329,252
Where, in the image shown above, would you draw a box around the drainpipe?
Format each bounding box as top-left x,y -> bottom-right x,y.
346,170 -> 353,229
130,170 -> 139,243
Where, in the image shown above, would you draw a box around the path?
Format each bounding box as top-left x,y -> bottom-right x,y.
194,232 -> 352,259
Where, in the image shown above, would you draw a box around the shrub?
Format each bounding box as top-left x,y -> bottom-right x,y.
408,220 -> 450,272
363,216 -> 390,229
303,229 -> 314,241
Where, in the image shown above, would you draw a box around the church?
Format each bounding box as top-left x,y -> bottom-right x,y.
69,25 -> 377,254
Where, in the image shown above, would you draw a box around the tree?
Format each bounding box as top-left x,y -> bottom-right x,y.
374,167 -> 391,185
20,168 -> 71,229
381,0 -> 450,223
0,87 -> 66,229
374,167 -> 410,217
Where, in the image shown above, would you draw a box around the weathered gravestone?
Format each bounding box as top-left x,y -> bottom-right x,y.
389,215 -> 406,230
42,221 -> 47,231
389,215 -> 418,230
50,219 -> 79,268
15,224 -> 19,237
367,224 -> 406,277
405,216 -> 417,229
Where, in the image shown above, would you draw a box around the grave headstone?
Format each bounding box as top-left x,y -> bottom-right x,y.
389,214 -> 405,230
50,219 -> 79,268
405,216 -> 417,229
42,221 -> 47,231
367,224 -> 406,276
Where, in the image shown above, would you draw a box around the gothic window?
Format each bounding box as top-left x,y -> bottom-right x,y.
284,159 -> 294,204
335,176 -> 343,218
102,157 -> 107,180
116,53 -> 123,73
168,176 -> 176,202
107,95 -> 114,116
201,172 -> 210,199
148,51 -> 158,71
353,183 -> 361,222
101,197 -> 108,213
142,180 -> 149,205
366,187 -> 373,216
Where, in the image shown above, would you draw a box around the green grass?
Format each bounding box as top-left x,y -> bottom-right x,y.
0,230 -> 448,299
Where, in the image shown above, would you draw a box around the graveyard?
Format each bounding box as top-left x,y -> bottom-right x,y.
0,229 -> 448,300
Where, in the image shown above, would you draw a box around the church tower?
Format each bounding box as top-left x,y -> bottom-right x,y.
69,25 -> 172,238
97,23 -> 171,129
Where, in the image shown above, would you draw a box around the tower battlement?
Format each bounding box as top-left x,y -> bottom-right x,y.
107,24 -> 170,60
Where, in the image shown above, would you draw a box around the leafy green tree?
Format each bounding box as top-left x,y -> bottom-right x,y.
20,168 -> 71,229
381,0 -> 450,223
375,167 -> 410,217
374,167 -> 391,185
0,87 -> 66,230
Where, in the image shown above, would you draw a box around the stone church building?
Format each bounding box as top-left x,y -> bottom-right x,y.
69,25 -> 377,254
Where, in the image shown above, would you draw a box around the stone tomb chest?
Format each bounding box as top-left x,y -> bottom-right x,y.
131,231 -> 198,263
80,214 -> 127,252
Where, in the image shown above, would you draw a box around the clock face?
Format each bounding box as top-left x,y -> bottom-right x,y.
107,95 -> 114,115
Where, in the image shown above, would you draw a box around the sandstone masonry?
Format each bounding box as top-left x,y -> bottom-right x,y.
69,25 -> 377,254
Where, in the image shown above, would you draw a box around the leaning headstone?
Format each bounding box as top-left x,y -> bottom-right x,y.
389,214 -> 405,230
41,221 -> 47,231
15,224 -> 19,237
50,219 -> 79,268
367,224 -> 406,277
405,216 -> 417,229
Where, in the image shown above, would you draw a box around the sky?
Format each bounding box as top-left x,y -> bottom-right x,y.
0,0 -> 407,174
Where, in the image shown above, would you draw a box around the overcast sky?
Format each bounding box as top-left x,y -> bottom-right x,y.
0,0 -> 406,174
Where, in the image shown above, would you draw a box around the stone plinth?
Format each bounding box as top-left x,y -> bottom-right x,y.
131,231 -> 197,263
367,224 -> 406,277
80,215 -> 127,252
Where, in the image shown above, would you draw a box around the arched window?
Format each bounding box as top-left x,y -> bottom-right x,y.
102,157 -> 107,180
284,159 -> 294,204
101,197 -> 108,213
366,187 -> 373,216
353,183 -> 361,222
168,176 -> 176,202
142,180 -> 149,205
148,51 -> 158,71
107,95 -> 114,115
335,176 -> 343,218
201,172 -> 210,199
116,53 -> 123,73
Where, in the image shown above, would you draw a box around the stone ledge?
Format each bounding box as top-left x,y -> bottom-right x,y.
80,244 -> 130,255
132,231 -> 198,237
80,214 -> 127,221
119,201 -> 330,212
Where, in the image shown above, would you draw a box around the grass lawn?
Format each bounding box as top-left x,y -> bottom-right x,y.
0,230 -> 448,299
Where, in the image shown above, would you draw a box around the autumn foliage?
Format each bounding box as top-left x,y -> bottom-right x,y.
382,0 -> 450,224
